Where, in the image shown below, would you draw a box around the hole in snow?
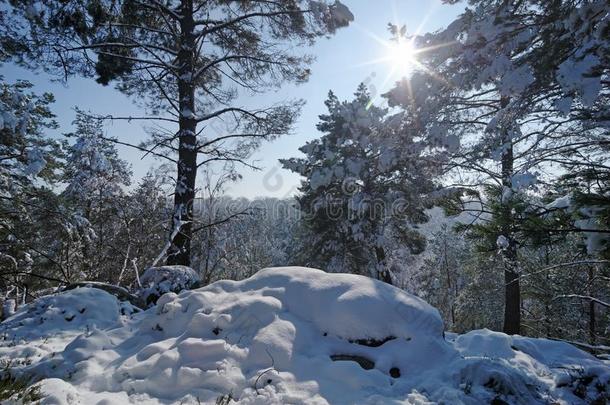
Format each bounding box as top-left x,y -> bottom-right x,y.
330,354 -> 375,370
390,367 -> 401,378
490,397 -> 509,405
349,336 -> 397,347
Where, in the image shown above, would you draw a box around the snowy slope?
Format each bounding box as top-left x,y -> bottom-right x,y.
1,267 -> 608,404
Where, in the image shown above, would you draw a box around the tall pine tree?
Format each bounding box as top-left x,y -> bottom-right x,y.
385,0 -> 608,334
3,0 -> 354,266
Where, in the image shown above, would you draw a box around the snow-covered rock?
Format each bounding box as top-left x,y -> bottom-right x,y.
138,265 -> 201,305
1,267 -> 608,404
63,281 -> 144,308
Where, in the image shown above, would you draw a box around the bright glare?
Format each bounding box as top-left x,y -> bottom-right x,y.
386,39 -> 416,74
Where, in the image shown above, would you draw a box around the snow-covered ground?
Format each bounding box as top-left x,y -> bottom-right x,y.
1,267 -> 608,404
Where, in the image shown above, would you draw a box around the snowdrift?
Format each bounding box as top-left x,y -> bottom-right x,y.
1,267 -> 608,404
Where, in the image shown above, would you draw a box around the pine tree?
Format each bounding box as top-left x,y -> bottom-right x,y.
385,0 -> 608,334
3,0 -> 354,266
282,84 -> 439,283
61,113 -> 132,280
0,78 -> 61,304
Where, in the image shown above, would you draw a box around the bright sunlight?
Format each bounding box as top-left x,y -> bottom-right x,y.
385,39 -> 417,74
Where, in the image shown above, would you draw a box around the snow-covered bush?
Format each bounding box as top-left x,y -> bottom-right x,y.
138,265 -> 200,306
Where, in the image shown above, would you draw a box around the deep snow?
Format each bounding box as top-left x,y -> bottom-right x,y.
1,267 -> 608,404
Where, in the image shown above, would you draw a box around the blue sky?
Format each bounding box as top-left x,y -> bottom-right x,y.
1,0 -> 463,198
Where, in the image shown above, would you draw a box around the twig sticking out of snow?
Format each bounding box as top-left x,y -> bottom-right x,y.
254,348 -> 278,394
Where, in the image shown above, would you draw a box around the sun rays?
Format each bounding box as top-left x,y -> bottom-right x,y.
350,1 -> 455,109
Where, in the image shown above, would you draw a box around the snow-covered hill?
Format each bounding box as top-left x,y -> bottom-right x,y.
1,267 -> 608,404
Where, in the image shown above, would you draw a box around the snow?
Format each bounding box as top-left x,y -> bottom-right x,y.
310,0 -> 354,33
547,194 -> 572,210
575,216 -> 606,255
0,287 -> 135,384
556,54 -> 602,107
555,97 -> 573,115
499,65 -> 535,96
1,267 -> 609,404
138,265 -> 201,305
496,235 -> 510,250
511,172 -> 538,190
23,147 -> 47,176
1,287 -> 130,341
3,298 -> 16,318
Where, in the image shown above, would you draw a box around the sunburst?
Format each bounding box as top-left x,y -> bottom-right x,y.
352,3 -> 454,108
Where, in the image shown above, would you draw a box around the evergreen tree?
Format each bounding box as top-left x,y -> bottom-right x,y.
282,84 -> 439,283
61,113 -> 132,280
385,0 -> 608,334
3,0 -> 354,266
0,78 -> 61,303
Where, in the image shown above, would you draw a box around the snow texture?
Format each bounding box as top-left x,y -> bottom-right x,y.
496,235 -> 510,250
1,267 -> 608,404
0,287 -> 135,386
309,0 -> 354,33
24,147 -> 47,177
2,298 -> 16,318
138,265 -> 201,305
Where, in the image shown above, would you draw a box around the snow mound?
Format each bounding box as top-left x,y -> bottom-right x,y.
1,267 -> 609,404
201,266 -> 444,341
0,287 -> 134,376
1,287 -> 130,340
139,265 -> 200,305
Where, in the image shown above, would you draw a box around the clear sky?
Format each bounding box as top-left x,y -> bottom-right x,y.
1,0 -> 464,199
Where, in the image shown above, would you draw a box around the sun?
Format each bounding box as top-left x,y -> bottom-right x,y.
385,39 -> 417,75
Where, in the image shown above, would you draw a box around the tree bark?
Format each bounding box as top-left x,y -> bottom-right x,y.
167,0 -> 197,266
375,246 -> 392,285
588,266 -> 596,345
500,96 -> 520,335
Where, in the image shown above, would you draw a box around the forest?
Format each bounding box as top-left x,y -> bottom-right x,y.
0,0 -> 609,404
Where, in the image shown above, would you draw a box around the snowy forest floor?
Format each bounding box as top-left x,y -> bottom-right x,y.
1,267 -> 609,405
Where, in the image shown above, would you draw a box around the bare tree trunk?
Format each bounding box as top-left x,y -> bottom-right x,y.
168,0 -> 197,266
503,254 -> 520,334
500,96 -> 520,335
588,266 -> 596,345
443,236 -> 456,327
375,246 -> 392,285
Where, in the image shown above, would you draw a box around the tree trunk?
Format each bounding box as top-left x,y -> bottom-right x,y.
499,96 -> 520,335
503,261 -> 520,334
167,0 -> 197,266
588,266 -> 596,345
375,246 -> 392,285
443,236 -> 456,327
